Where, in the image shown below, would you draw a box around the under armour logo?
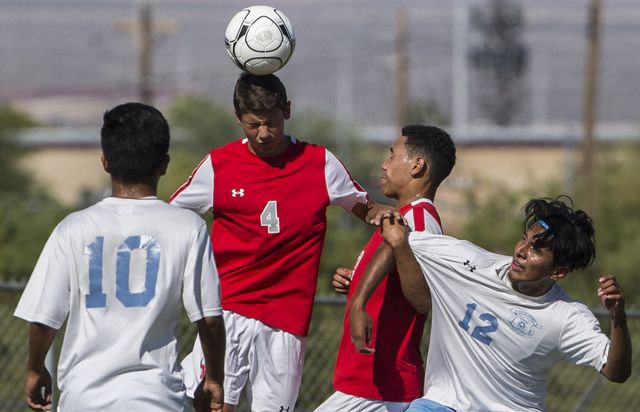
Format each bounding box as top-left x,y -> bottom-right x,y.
279,407 -> 290,412
232,189 -> 245,197
463,260 -> 477,272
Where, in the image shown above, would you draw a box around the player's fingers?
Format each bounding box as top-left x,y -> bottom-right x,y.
599,274 -> 616,284
598,283 -> 624,298
337,267 -> 353,279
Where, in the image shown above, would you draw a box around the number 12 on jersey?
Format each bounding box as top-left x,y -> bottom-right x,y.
458,302 -> 498,345
261,201 -> 280,233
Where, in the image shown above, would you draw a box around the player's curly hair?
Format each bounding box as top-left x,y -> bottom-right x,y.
233,72 -> 288,117
522,196 -> 596,272
402,124 -> 456,186
101,102 -> 170,181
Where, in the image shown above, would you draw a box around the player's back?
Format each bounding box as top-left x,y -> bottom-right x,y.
18,197 -> 219,411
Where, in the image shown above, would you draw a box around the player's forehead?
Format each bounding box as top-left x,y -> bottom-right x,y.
391,136 -> 408,153
526,221 -> 547,237
240,109 -> 283,123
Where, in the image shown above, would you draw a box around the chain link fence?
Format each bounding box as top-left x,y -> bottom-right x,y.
2,286 -> 639,412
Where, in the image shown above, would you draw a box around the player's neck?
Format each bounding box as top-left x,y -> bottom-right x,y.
396,184 -> 436,209
110,180 -> 158,199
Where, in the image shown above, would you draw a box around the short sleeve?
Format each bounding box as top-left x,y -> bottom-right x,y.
182,222 -> 222,322
560,304 -> 610,371
405,206 -> 442,235
324,149 -> 368,211
14,221 -> 72,329
170,154 -> 215,216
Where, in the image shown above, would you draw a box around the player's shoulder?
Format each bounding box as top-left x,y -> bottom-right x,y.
409,232 -> 500,261
210,139 -> 245,156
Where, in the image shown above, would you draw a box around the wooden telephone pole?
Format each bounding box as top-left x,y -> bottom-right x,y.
580,0 -> 603,212
115,3 -> 180,106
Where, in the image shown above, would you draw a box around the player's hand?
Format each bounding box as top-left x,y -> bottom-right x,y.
25,368 -> 52,411
332,268 -> 353,294
193,378 -> 224,412
379,215 -> 409,248
369,205 -> 406,227
349,306 -> 375,354
598,275 -> 626,321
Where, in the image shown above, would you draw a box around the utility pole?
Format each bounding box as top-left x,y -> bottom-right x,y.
452,0 -> 469,131
394,8 -> 409,132
115,2 -> 180,106
580,0 -> 603,212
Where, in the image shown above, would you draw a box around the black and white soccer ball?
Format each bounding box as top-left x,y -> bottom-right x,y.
225,5 -> 296,75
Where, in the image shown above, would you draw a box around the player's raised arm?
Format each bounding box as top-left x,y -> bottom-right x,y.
25,323 -> 56,411
379,217 -> 432,312
598,275 -> 632,383
193,316 -> 226,412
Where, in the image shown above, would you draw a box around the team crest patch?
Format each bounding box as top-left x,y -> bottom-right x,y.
508,308 -> 542,338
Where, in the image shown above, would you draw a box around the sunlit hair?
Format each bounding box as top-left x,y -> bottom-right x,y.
522,197 -> 596,272
233,72 -> 288,117
402,124 -> 456,186
101,102 -> 170,181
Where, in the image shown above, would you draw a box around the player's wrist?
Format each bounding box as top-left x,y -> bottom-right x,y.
349,297 -> 367,312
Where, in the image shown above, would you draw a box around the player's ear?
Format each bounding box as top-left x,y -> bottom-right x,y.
234,110 -> 243,126
283,101 -> 291,120
101,153 -> 110,173
411,156 -> 427,177
550,265 -> 570,281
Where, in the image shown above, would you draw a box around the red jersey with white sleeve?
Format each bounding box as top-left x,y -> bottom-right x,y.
170,137 -> 367,337
333,199 -> 442,402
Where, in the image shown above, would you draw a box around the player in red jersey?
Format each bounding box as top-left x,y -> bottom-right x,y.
316,125 -> 456,412
170,72 -> 401,412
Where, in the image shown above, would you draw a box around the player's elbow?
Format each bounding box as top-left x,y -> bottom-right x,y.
602,365 -> 632,383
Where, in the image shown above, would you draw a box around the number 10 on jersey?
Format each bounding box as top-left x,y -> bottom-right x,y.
84,235 -> 160,308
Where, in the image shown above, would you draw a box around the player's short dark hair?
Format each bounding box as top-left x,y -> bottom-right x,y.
101,102 -> 170,181
233,72 -> 288,117
522,197 -> 596,272
402,124 -> 456,186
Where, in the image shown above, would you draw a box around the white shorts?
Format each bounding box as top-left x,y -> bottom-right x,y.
314,392 -> 411,412
182,310 -> 306,411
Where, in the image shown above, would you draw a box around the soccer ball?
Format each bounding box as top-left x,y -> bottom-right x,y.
224,5 -> 296,75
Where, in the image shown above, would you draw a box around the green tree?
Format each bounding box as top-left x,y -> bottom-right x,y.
0,106 -> 36,194
0,107 -> 72,281
167,94 -> 242,159
158,94 -> 243,202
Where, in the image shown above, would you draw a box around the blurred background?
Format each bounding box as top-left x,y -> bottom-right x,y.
1,0 -> 639,410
